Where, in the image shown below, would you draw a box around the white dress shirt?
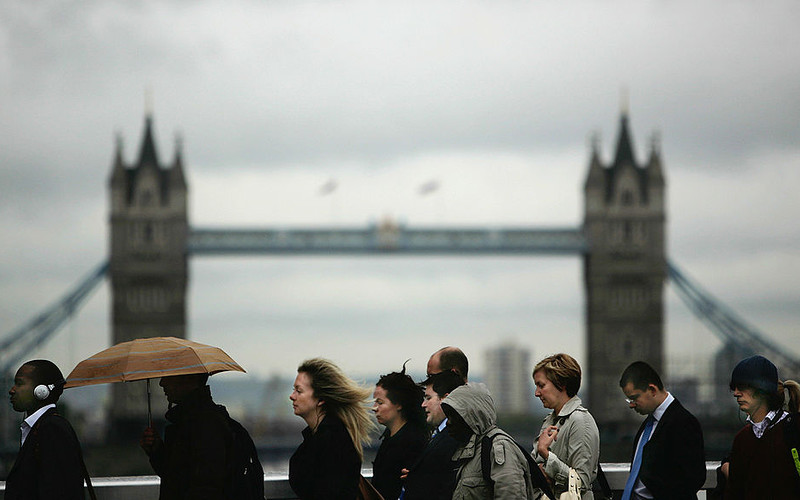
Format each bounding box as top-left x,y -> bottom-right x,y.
20,404 -> 56,447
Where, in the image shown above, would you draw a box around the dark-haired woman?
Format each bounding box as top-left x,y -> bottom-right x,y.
371,366 -> 428,500
723,355 -> 800,499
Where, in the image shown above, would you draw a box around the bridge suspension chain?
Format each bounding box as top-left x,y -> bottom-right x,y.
667,261 -> 800,376
0,261 -> 108,374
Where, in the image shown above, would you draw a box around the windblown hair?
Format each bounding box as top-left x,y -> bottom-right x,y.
619,361 -> 664,392
376,361 -> 426,429
24,359 -> 66,401
297,358 -> 376,459
533,353 -> 582,398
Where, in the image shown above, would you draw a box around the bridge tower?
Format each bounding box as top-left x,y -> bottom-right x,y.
583,110 -> 666,434
108,112 -> 188,437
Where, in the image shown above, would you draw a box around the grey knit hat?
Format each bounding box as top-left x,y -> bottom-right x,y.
729,355 -> 778,394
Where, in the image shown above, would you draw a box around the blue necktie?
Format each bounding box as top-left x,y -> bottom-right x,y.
621,416 -> 655,500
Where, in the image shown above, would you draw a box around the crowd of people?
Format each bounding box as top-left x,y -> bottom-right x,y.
5,348 -> 800,499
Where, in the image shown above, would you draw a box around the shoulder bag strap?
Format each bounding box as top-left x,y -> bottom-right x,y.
782,413 -> 800,481
52,412 -> 97,500
594,462 -> 613,499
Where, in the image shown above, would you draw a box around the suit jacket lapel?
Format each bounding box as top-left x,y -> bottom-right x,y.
647,400 -> 678,444
8,407 -> 56,477
408,431 -> 442,472
7,422 -> 33,479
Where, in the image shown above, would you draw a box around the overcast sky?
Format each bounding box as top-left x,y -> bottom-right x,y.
1,1 -> 799,386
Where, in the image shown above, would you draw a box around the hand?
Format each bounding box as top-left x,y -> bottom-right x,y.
140,426 -> 163,455
721,461 -> 729,478
400,468 -> 409,480
538,463 -> 553,488
537,425 -> 559,459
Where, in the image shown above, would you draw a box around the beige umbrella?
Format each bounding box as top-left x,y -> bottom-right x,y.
65,336 -> 246,424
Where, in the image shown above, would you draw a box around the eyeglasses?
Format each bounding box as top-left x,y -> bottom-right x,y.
624,393 -> 642,405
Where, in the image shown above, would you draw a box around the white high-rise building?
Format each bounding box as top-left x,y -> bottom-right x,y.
485,342 -> 533,415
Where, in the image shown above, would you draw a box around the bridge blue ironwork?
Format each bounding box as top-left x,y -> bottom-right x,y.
0,262 -> 108,374
668,263 -> 800,374
1,225 -> 798,377
188,225 -> 587,256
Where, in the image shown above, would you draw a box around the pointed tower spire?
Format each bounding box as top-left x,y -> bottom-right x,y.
113,131 -> 124,167
585,131 -> 604,184
110,131 -> 127,187
612,110 -> 637,169
170,131 -> 187,189
109,130 -> 131,210
647,131 -> 664,184
589,131 -> 602,164
137,112 -> 160,168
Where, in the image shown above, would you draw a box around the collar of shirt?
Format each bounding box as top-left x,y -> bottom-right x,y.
436,417 -> 448,435
748,409 -> 787,439
20,404 -> 56,446
651,392 -> 674,423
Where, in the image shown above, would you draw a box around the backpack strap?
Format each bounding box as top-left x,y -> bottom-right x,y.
480,430 -> 555,500
594,462 -> 612,499
782,412 -> 800,480
33,411 -> 97,500
480,432 -> 496,487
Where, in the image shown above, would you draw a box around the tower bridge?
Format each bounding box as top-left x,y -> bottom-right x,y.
2,110 -> 798,439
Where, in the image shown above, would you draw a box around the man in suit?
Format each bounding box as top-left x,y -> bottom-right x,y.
619,361 -> 706,500
400,370 -> 465,500
6,359 -> 89,500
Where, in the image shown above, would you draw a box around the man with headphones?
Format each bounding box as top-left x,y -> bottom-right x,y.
6,359 -> 92,500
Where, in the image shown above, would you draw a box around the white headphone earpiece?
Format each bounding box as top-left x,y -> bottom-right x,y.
34,384 -> 55,401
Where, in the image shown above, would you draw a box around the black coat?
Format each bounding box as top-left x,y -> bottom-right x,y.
631,398 -> 706,500
289,415 -> 362,500
401,427 -> 459,500
4,408 -> 86,500
148,386 -> 234,500
372,422 -> 428,500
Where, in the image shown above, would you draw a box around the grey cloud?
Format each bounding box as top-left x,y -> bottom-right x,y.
1,0 -> 799,377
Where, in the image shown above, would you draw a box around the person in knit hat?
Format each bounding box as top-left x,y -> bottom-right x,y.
722,355 -> 800,499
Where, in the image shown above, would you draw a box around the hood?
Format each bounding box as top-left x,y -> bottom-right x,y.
442,383 -> 496,436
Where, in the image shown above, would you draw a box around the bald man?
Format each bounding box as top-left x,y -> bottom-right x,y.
427,346 -> 469,382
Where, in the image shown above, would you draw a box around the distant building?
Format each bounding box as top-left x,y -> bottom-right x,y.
484,342 -> 533,415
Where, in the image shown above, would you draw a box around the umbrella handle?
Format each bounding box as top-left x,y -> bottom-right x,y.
147,379 -> 152,427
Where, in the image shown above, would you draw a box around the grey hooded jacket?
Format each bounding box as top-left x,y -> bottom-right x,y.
442,384 -> 535,500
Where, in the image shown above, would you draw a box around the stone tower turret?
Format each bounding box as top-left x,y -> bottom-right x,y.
583,111 -> 666,441
108,112 -> 189,437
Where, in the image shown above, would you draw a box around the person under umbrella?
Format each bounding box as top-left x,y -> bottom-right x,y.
140,373 -> 234,500
66,337 -> 252,500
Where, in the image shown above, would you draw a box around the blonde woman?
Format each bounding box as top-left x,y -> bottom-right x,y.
532,353 -> 599,499
289,358 -> 376,500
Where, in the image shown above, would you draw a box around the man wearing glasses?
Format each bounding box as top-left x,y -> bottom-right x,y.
618,361 -> 706,500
